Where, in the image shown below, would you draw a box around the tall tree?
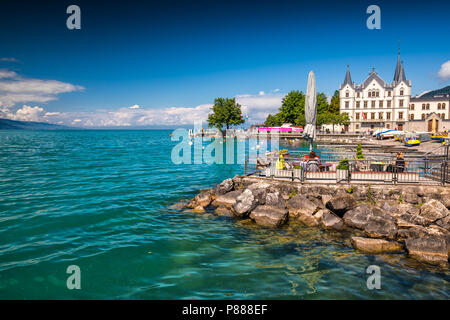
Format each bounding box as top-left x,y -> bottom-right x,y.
278,90 -> 305,125
207,97 -> 245,130
328,90 -> 340,114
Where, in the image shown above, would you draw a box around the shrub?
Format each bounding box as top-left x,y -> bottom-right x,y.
336,159 -> 349,170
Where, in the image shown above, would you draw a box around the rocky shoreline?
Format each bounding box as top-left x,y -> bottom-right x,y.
181,176 -> 450,267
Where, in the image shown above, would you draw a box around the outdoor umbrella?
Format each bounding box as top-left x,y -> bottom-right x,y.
304,71 -> 317,151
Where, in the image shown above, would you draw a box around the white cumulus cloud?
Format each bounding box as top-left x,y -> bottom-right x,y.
437,60 -> 450,81
0,70 -> 84,107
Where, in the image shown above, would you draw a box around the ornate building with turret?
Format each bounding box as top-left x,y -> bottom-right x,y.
339,51 -> 411,132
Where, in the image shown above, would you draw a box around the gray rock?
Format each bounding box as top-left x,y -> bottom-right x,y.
436,215 -> 450,231
326,194 -> 356,217
287,194 -> 318,218
232,188 -> 266,218
250,205 -> 288,228
216,178 -> 234,195
343,204 -> 397,239
397,213 -> 429,227
265,191 -> 286,208
351,236 -> 404,253
193,191 -> 213,207
405,235 -> 448,265
403,192 -> 421,205
420,199 -> 449,222
321,210 -> 344,230
212,190 -> 243,209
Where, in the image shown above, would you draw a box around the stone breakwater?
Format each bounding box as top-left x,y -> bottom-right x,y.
183,175 -> 450,267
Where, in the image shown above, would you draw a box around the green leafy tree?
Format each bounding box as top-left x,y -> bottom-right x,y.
278,90 -> 305,125
264,114 -> 281,127
328,90 -> 340,114
207,97 -> 245,130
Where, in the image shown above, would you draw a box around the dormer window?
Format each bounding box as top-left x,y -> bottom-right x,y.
400,89 -> 404,96
388,91 -> 391,97
345,91 -> 349,98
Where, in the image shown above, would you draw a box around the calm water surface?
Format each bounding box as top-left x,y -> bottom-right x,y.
0,130 -> 448,299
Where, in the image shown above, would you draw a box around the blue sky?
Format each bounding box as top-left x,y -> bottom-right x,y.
0,0 -> 449,127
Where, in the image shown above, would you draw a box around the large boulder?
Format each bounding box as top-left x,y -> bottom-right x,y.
190,191 -> 213,208
325,194 -> 356,217
212,190 -> 243,209
420,199 -> 449,222
436,215 -> 450,231
321,210 -> 344,230
351,236 -> 404,253
343,204 -> 397,239
216,179 -> 234,195
287,194 -> 318,218
405,235 -> 448,265
232,188 -> 266,218
396,213 -> 430,227
265,191 -> 286,208
250,205 -> 288,228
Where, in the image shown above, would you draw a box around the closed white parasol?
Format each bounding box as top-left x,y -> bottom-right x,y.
304,71 -> 317,151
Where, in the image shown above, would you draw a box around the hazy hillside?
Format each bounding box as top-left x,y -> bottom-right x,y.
0,119 -> 73,130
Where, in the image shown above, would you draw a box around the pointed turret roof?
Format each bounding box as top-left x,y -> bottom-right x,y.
398,60 -> 406,83
393,47 -> 401,83
343,65 -> 352,86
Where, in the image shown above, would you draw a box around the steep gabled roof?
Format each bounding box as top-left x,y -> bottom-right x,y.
362,69 -> 386,88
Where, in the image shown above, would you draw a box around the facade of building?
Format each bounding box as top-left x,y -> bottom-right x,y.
407,94 -> 450,132
339,51 -> 411,133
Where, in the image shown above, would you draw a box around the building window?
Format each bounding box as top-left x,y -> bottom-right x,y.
422,114 -> 425,120
443,103 -> 446,109
356,101 -> 360,108
345,91 -> 349,98
387,112 -> 391,120
399,99 -> 404,107
379,112 -> 383,119
379,101 -> 383,108
387,100 -> 391,108
356,113 -> 360,120
356,124 -> 359,129
371,112 -> 375,120
442,113 -> 446,119
400,89 -> 404,96
426,103 -> 430,110
438,103 -> 441,109
363,112 -> 367,120
345,101 -> 349,108
410,104 -> 414,110
398,112 -> 403,120
422,104 -> 425,110
410,114 -> 414,120
357,92 -> 360,98
388,91 -> 391,97
364,101 -> 368,108
376,91 -> 379,97
371,101 -> 375,108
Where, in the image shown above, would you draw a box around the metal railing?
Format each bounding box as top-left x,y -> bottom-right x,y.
245,154 -> 449,186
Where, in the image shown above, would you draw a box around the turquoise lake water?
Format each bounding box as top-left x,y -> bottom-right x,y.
0,130 -> 448,299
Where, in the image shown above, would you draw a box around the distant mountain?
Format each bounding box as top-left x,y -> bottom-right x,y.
420,86 -> 450,98
0,118 -> 73,130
